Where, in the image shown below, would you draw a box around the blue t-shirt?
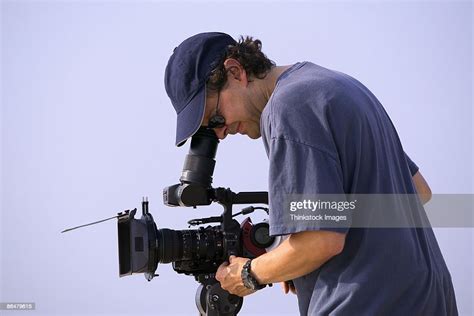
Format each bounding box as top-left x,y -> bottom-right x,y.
260,62 -> 458,315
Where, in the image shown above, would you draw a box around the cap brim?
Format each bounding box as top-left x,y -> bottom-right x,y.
175,88 -> 206,147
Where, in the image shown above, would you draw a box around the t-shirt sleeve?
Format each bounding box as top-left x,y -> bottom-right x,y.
268,137 -> 350,236
404,152 -> 419,176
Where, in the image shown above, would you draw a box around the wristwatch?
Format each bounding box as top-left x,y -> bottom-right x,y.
241,259 -> 266,291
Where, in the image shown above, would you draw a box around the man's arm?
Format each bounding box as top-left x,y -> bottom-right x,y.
215,230 -> 345,297
251,230 -> 345,284
413,171 -> 432,205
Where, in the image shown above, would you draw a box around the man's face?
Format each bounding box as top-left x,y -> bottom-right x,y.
202,89 -> 261,140
201,61 -> 262,140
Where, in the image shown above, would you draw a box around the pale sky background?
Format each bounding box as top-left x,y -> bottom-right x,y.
1,0 -> 473,315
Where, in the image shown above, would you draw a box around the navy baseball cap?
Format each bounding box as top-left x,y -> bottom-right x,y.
165,32 -> 236,147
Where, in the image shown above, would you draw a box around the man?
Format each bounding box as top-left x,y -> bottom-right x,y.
165,32 -> 457,315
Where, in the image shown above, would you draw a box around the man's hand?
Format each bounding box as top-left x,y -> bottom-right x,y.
412,171 -> 432,205
215,255 -> 256,297
281,280 -> 297,295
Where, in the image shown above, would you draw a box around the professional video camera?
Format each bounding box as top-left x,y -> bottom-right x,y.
116,127 -> 275,316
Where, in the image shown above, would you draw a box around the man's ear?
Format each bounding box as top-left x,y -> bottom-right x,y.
223,58 -> 248,84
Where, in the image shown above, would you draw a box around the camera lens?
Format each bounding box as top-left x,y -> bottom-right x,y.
154,226 -> 225,264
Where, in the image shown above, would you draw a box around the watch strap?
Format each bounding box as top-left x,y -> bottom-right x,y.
241,259 -> 266,290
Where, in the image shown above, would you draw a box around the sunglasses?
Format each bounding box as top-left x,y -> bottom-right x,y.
207,91 -> 226,129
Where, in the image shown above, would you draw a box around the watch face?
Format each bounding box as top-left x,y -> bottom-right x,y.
242,260 -> 264,290
242,260 -> 256,290
243,278 -> 256,290
246,278 -> 258,290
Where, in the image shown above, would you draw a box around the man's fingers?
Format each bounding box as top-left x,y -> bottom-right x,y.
229,255 -> 236,263
290,285 -> 297,294
288,281 -> 297,294
218,261 -> 229,268
215,261 -> 229,282
280,281 -> 297,295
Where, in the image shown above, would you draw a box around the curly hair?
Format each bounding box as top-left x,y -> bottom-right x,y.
206,36 -> 275,92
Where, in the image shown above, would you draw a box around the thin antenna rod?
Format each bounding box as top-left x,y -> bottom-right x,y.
61,215 -> 119,233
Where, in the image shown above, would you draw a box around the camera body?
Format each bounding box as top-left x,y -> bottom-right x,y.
117,127 -> 273,282
117,202 -> 273,280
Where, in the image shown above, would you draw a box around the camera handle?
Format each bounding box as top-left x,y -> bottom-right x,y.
212,188 -> 268,257
195,274 -> 243,316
